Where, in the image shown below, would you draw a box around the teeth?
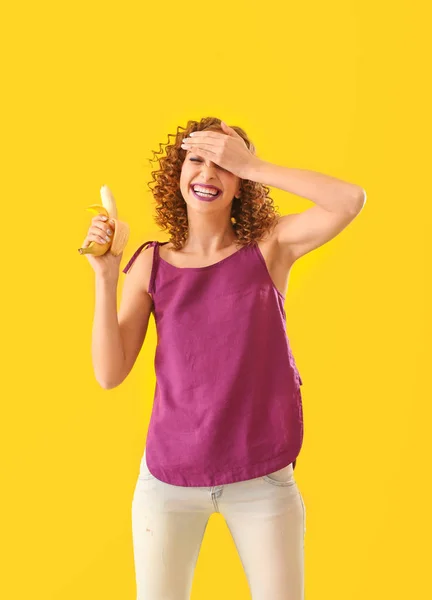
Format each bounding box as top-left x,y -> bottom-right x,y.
193,185 -> 219,196
195,190 -> 216,197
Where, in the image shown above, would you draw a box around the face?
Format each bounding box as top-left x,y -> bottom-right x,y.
179,133 -> 242,212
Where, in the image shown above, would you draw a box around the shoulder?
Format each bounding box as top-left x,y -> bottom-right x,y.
123,242 -> 156,296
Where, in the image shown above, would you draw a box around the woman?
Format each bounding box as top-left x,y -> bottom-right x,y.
82,117 -> 365,599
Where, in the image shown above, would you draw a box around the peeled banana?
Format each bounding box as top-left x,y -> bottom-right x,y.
78,185 -> 130,257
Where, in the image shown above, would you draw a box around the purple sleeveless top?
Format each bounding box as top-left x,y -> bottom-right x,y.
122,240 -> 304,487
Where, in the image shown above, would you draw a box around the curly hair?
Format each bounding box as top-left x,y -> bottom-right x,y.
146,116 -> 281,251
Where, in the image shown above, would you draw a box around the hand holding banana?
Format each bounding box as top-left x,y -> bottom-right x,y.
78,185 -> 130,258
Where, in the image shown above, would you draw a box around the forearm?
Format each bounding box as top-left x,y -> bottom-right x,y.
245,158 -> 365,213
92,276 -> 125,389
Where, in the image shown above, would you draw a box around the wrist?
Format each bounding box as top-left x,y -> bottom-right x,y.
241,156 -> 267,182
96,274 -> 118,288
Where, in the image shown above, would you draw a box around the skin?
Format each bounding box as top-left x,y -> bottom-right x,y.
177,147 -> 242,254
158,134 -> 291,299
112,127 -> 364,388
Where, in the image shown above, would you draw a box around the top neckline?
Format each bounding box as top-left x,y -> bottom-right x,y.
157,241 -> 251,271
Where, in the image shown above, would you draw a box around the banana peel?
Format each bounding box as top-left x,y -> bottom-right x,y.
78,185 -> 130,257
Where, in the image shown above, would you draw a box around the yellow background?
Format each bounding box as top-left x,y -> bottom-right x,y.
1,1 -> 430,598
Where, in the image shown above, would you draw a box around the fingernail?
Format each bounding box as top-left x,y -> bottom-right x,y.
101,216 -> 108,221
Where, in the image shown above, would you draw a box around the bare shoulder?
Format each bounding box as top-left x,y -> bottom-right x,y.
158,241 -> 182,267
122,243 -> 155,298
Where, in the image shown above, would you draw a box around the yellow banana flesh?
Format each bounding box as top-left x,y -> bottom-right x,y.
78,185 -> 130,257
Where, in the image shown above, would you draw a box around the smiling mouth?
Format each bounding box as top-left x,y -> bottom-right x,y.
190,186 -> 222,201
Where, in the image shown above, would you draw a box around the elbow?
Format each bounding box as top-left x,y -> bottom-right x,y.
95,363 -> 127,390
97,376 -> 122,390
353,188 -> 367,212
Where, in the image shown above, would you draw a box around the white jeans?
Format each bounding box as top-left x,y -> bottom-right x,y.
132,450 -> 306,600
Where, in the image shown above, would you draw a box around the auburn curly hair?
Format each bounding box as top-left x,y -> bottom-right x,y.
146,116 -> 281,251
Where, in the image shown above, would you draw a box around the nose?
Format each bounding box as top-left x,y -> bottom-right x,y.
197,161 -> 220,184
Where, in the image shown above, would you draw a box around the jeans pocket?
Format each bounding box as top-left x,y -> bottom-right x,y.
261,463 -> 296,487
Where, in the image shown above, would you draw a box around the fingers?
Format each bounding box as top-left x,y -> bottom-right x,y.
84,215 -> 115,246
92,215 -> 115,230
94,215 -> 114,232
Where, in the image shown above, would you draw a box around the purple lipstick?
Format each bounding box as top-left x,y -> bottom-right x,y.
190,184 -> 222,202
